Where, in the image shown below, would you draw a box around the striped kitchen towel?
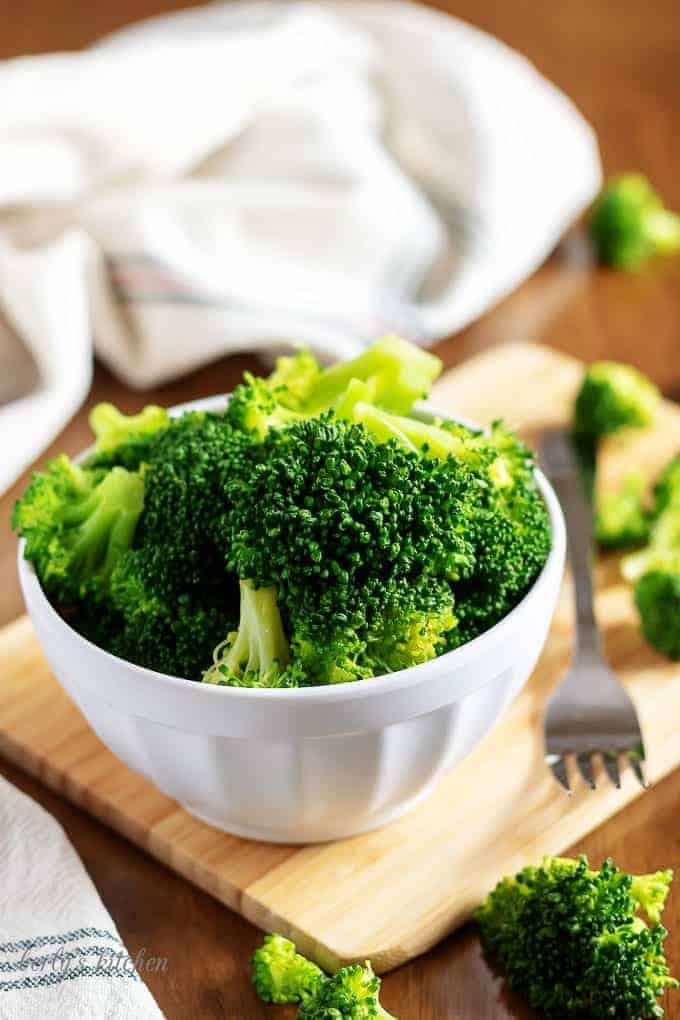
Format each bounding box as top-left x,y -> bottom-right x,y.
0,776 -> 163,1019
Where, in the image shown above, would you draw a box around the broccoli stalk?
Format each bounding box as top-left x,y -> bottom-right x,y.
251,934 -> 325,1004
477,855 -> 677,1019
89,402 -> 169,452
12,455 -> 145,604
227,336 -> 443,440
202,580 -> 294,687
590,174 -> 680,269
302,334 -> 441,415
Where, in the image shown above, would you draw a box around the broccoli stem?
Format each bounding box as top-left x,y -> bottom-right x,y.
203,580 -> 290,686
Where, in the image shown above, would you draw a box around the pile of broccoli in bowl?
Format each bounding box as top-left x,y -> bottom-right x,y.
13,336 -> 553,689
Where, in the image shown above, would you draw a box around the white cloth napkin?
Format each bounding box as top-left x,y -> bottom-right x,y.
0,776 -> 163,1019
0,0 -> 601,495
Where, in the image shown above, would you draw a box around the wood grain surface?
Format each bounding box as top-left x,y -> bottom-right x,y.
1,2 -> 680,1018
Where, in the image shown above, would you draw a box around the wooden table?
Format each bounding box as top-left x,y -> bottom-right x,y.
2,1 -> 679,1016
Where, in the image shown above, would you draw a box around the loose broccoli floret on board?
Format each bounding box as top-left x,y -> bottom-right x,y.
13,455 -> 144,605
590,174 -> 680,269
203,581 -> 297,688
574,361 -> 660,441
477,855 -> 677,1019
596,470 -> 651,547
251,934 -> 325,1004
634,558 -> 680,661
621,492 -> 680,583
653,454 -> 680,517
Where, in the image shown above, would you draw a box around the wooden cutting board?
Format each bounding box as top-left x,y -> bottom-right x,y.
1,341 -> 679,975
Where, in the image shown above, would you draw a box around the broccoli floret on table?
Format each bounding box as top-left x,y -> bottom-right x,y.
590,173 -> 680,269
477,855 -> 677,1019
251,934 -> 396,1018
574,361 -> 660,441
251,934 -> 325,1005
12,454 -> 144,605
596,470 -> 651,547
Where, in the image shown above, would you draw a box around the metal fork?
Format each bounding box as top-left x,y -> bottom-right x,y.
541,429 -> 647,793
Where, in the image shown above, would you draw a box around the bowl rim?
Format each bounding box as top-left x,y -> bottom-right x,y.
17,395 -> 566,705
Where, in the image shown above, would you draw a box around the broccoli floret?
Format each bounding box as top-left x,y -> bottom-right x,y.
634,560 -> 680,660
302,334 -> 441,415
12,455 -> 144,604
621,492 -> 680,583
250,936 -> 396,1018
85,403 -> 170,470
477,855 -> 677,1018
89,402 -> 169,450
226,372 -> 306,439
220,416 -> 476,683
265,349 -> 322,410
596,470 -> 651,547
228,337 -> 442,440
367,582 -> 457,673
203,580 -> 297,688
298,962 -> 396,1019
574,361 -> 661,441
653,454 -> 680,517
251,934 -> 325,1004
590,174 -> 680,269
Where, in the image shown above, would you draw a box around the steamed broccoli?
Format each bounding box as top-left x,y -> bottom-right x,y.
85,402 -> 170,470
298,963 -> 396,1019
226,336 -> 442,440
251,934 -> 396,1019
477,855 -> 677,1018
251,934 -> 325,1004
633,558 -> 680,661
13,335 -> 552,687
220,415 -> 477,682
203,580 -> 298,688
574,361 -> 661,440
621,490 -> 680,584
653,454 -> 680,517
596,470 -> 651,547
590,174 -> 680,270
12,455 -> 144,605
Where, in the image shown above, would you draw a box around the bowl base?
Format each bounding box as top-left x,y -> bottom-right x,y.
179,783 -> 437,845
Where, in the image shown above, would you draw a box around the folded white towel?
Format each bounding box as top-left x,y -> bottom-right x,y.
0,1 -> 601,495
0,776 -> 163,1019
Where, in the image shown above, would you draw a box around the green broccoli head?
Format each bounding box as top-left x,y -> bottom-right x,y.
251,934 -> 325,1005
590,173 -> 680,269
298,962 -> 396,1020
596,470 -> 651,548
226,372 -> 306,439
574,361 -> 661,441
265,349 -> 323,410
634,560 -> 680,661
621,493 -> 680,584
203,580 -> 298,688
12,454 -> 144,605
477,855 -> 677,1019
366,579 -> 457,673
221,416 -> 475,678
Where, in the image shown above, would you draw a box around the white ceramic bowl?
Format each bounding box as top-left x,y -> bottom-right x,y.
18,397 -> 566,843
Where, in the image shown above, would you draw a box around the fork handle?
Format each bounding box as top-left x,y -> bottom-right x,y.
549,451 -> 603,660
